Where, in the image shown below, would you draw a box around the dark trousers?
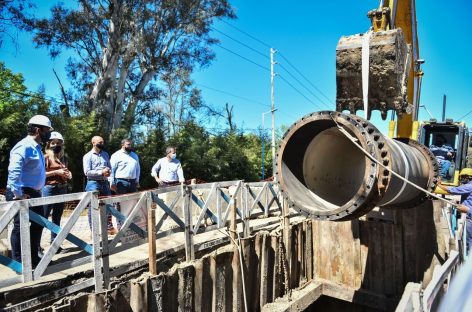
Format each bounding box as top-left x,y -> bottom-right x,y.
42,184 -> 67,243
6,187 -> 43,266
85,180 -> 113,229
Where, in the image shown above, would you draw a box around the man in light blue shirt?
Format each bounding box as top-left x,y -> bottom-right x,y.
151,146 -> 185,186
6,115 -> 53,266
83,136 -> 116,234
110,138 -> 140,194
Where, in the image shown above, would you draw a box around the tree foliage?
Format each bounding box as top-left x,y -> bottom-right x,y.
0,62 -> 50,184
28,0 -> 235,137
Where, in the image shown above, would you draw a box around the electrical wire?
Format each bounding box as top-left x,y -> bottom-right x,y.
211,27 -> 269,60
197,83 -> 268,107
457,109 -> 472,122
278,75 -> 324,110
278,52 -> 334,105
278,63 -> 331,109
220,20 -> 272,49
215,44 -> 270,72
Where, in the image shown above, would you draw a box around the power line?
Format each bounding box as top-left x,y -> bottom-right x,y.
197,83 -> 268,107
215,43 -> 270,72
220,20 -> 272,49
278,52 -> 334,105
457,109 -> 472,122
278,75 -> 324,110
278,62 -> 331,109
211,28 -> 269,60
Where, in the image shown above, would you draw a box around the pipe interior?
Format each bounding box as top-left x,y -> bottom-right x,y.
281,121 -> 367,212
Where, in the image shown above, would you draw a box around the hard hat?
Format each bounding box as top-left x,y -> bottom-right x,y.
28,115 -> 53,129
459,168 -> 472,177
49,131 -> 64,142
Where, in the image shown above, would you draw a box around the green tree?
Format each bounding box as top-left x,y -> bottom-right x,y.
28,0 -> 235,137
0,62 -> 50,188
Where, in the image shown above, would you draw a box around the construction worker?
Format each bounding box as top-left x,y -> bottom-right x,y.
42,131 -> 72,246
436,167 -> 472,251
83,136 -> 116,235
5,115 -> 53,266
429,134 -> 455,178
151,146 -> 185,186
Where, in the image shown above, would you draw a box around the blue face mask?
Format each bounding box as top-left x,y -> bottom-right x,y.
171,153 -> 177,159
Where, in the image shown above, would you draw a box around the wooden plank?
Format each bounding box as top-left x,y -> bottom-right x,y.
91,194 -> 104,292
19,202 -> 32,283
183,186 -> 195,261
0,202 -> 18,234
154,189 -> 182,232
98,191 -> 143,204
33,193 -> 92,279
305,221 -> 313,281
108,192 -> 148,250
16,192 -> 86,207
151,192 -> 185,229
148,196 -> 157,275
191,184 -> 218,233
98,200 -> 110,289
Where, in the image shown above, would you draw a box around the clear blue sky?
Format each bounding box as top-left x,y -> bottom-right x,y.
1,0 -> 471,135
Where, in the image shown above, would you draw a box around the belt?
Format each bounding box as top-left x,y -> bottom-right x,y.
87,179 -> 108,183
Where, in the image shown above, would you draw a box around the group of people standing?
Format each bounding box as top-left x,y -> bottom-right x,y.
5,115 -> 185,267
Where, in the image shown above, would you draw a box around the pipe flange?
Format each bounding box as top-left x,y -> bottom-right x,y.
276,111 -> 381,221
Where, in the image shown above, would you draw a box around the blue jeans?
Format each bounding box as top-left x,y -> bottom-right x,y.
85,180 -> 113,229
438,159 -> 451,178
42,184 -> 67,243
467,217 -> 472,253
6,187 -> 43,266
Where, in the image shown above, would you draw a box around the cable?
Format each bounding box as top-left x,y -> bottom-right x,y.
330,114 -> 459,208
278,52 -> 334,105
220,20 -> 272,49
197,83 -> 268,107
211,28 -> 269,60
278,75 -> 324,110
215,44 -> 270,72
457,109 -> 472,122
278,63 -> 331,109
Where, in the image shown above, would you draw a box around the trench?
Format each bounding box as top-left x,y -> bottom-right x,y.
25,203 -> 445,312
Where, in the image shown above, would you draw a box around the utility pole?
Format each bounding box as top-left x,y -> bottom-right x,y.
270,48 -> 277,183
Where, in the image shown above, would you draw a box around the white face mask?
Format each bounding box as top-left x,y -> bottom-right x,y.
171,153 -> 177,159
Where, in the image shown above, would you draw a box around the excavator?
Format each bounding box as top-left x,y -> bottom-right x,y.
275,0 -> 469,310
335,0 -> 470,191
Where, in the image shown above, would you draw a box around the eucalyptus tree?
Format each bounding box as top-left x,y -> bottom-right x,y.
29,0 -> 235,136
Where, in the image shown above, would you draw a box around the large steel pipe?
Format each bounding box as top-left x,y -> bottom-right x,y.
276,111 -> 438,221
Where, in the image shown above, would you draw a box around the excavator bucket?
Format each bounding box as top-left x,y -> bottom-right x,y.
336,28 -> 411,120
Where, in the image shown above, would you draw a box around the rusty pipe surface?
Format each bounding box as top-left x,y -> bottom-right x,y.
276,111 -> 438,221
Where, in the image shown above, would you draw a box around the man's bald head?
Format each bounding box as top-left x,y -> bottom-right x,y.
91,136 -> 104,145
91,136 -> 105,151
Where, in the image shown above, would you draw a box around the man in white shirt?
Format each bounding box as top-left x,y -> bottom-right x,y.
151,146 -> 185,186
110,139 -> 140,194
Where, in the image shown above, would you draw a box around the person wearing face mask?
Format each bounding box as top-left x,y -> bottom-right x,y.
83,136 -> 116,234
109,138 -> 140,194
42,132 -> 72,248
151,146 -> 185,187
436,167 -> 472,252
5,114 -> 53,267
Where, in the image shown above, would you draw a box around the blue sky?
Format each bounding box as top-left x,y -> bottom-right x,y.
1,0 -> 471,135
